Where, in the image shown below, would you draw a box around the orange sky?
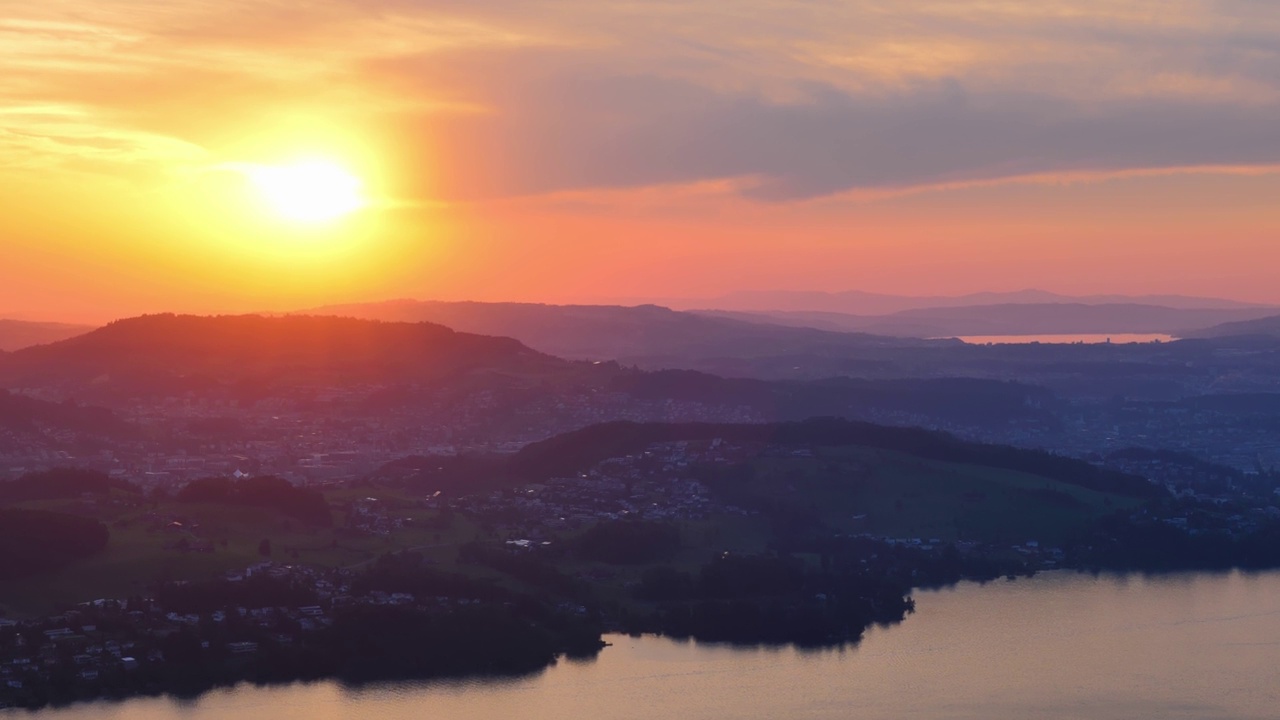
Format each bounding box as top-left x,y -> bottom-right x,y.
3,0 -> 1280,323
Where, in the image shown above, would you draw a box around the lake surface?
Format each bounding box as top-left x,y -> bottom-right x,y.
17,570 -> 1280,720
954,333 -> 1175,345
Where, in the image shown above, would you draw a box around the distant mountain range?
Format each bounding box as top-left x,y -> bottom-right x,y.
6,309 -> 1280,444
0,320 -> 96,352
299,297 -> 1280,352
4,300 -> 1278,412
0,313 -> 1065,432
6,290 -> 1274,354
698,303 -> 1280,338
298,299 -> 936,361
667,289 -> 1276,315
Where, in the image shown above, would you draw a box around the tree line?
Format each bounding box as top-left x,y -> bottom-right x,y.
176,476 -> 332,527
0,508 -> 109,580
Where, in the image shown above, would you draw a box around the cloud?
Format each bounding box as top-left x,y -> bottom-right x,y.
359,0 -> 1280,202
386,50 -> 1280,201
3,0 -> 1280,202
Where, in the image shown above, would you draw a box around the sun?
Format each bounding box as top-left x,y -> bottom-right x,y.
242,160 -> 366,223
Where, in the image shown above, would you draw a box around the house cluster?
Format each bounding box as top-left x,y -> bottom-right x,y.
452,440 -> 752,535
1151,501 -> 1280,537
343,497 -> 411,536
0,601 -> 150,700
0,560 -> 508,708
3,382 -> 770,490
1053,404 -> 1280,475
858,533 -> 1067,570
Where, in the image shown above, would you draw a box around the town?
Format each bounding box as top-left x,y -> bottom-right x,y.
7,419 -> 1280,708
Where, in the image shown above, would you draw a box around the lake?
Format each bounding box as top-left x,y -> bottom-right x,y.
954,333 -> 1175,345
16,570 -> 1280,720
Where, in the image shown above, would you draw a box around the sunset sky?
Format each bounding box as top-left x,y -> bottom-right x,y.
3,0 -> 1279,323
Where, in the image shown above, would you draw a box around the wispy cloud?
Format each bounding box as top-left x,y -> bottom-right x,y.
2,0 -> 1278,200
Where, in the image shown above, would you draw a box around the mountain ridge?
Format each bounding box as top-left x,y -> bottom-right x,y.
1180,314 -> 1280,339
295,299 -> 939,361
0,313 -> 567,397
663,289 -> 1277,315
694,303 -> 1279,338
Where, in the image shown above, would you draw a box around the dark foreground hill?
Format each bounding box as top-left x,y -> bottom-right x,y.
0,314 -> 568,398
377,417 -> 1158,499
0,313 -> 1068,442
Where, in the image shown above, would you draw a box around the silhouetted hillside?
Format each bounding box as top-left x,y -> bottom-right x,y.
1181,314 -> 1280,339
300,299 -> 933,361
0,314 -> 567,396
378,418 -> 1157,499
0,319 -> 94,352
513,419 -> 1158,497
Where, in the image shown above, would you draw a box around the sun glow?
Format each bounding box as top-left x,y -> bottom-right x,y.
242,160 -> 366,222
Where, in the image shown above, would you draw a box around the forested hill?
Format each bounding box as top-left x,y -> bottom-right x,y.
0,314 -> 568,393
176,475 -> 332,527
0,508 -> 110,581
379,418 -> 1159,499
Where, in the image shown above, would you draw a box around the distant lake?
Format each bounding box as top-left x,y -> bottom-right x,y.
953,333 -> 1176,345
18,570 -> 1280,720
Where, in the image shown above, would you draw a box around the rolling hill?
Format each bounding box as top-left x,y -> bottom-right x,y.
502,418 -> 1157,497
0,312 -> 1068,437
1181,314 -> 1280,339
376,417 -> 1157,545
376,417 -> 1156,498
0,314 -> 568,398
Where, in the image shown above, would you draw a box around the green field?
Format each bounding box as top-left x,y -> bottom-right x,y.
0,491 -> 485,618
712,446 -> 1140,545
0,446 -> 1144,617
